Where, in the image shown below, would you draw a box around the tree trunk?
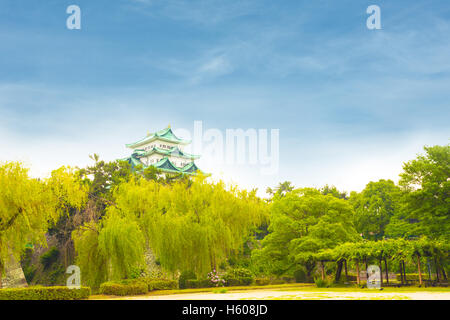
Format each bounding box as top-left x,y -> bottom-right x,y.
365,261 -> 368,281
416,255 -> 423,286
379,259 -> 383,286
402,260 -> 407,284
399,261 -> 404,285
321,261 -> 325,280
435,258 -> 440,283
384,258 -> 389,285
344,259 -> 348,281
356,261 -> 360,285
335,260 -> 343,283
441,262 -> 447,281
0,262 -> 3,289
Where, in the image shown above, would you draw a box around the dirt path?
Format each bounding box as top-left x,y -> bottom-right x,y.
117,289 -> 450,300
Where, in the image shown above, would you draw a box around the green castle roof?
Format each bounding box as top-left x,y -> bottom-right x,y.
121,154 -> 207,176
126,127 -> 190,149
132,146 -> 200,160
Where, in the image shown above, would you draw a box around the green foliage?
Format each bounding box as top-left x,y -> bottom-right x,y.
254,278 -> 271,286
72,208 -> 146,288
387,145 -> 450,241
111,176 -> 268,276
0,163 -> 87,279
99,281 -> 148,296
0,286 -> 90,300
40,247 -> 60,269
320,185 -> 348,199
179,270 -> 197,289
185,279 -> 215,288
350,179 -> 400,240
314,277 -> 331,288
22,265 -> 37,284
293,268 -> 307,283
147,279 -> 178,290
224,267 -> 254,286
72,222 -> 108,288
266,181 -> 294,198
252,189 -> 359,276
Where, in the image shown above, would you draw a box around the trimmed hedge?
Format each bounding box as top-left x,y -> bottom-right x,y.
224,268 -> 254,286
147,279 -> 178,291
224,277 -> 253,286
185,279 -> 214,288
99,278 -> 178,296
179,270 -> 196,289
0,286 -> 91,300
255,278 -> 271,286
99,281 -> 148,296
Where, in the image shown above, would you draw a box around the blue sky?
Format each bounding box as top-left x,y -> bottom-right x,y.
0,0 -> 449,195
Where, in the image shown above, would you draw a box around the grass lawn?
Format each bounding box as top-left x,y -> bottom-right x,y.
90,283 -> 450,300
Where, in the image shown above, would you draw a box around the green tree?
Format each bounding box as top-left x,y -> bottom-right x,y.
0,163 -> 87,287
266,181 -> 294,198
386,145 -> 450,240
320,184 -> 348,200
113,176 -> 267,276
350,179 -> 401,240
252,188 -> 359,278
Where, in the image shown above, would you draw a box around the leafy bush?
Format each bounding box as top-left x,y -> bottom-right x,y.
147,279 -> 178,291
99,281 -> 148,296
225,277 -> 253,286
185,279 -> 215,288
40,247 -> 60,269
396,274 -> 430,281
314,277 -> 331,288
268,279 -> 285,285
294,269 -> 307,283
207,270 -> 226,287
0,286 -> 90,300
23,265 -> 37,283
254,278 -> 271,286
224,268 -> 254,286
179,270 -> 197,289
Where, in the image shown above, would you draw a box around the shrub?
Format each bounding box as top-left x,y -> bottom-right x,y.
185,279 -> 214,288
147,279 -> 178,291
268,279 -> 285,285
207,270 -> 226,287
23,265 -> 37,283
40,247 -> 60,269
254,278 -> 271,286
0,286 -> 90,300
294,269 -> 307,283
179,270 -> 197,289
314,277 -> 331,288
225,277 -> 253,286
224,268 -> 254,286
99,281 -> 148,296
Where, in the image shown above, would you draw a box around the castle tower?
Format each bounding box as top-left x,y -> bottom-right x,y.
122,126 -> 206,175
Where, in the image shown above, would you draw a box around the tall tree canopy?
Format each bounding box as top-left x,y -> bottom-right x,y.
350,179 -> 401,240
73,175 -> 268,286
252,188 -> 359,276
0,163 -> 87,287
386,145 -> 450,240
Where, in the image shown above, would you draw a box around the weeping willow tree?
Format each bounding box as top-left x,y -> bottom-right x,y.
0,163 -> 87,288
109,176 -> 268,276
72,208 -> 146,288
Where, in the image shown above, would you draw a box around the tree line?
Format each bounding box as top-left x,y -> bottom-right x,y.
0,144 -> 448,288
